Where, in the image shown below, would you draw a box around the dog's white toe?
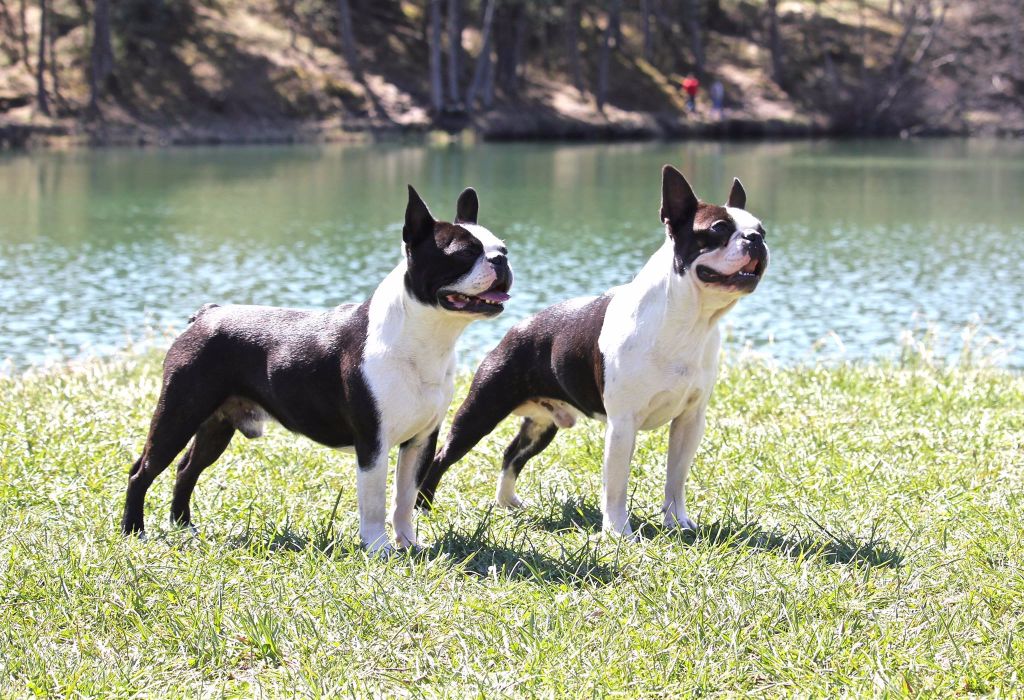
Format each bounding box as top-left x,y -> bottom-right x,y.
394,526 -> 423,550
496,493 -> 526,510
602,521 -> 638,542
664,512 -> 698,531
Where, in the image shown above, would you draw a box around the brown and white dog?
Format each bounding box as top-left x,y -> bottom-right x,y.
121,186 -> 512,554
417,166 -> 768,538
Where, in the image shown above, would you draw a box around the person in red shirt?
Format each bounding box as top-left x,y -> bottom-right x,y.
682,75 -> 700,113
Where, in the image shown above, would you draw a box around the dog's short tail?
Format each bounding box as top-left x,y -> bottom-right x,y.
188,303 -> 220,324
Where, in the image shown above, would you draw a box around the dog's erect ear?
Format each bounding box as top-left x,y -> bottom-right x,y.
454,187 -> 479,225
660,165 -> 699,229
726,177 -> 747,209
404,185 -> 435,246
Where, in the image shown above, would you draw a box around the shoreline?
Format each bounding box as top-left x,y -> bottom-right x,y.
2,108 -> 1001,151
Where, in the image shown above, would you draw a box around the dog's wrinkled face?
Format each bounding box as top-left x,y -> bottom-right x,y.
660,166 -> 768,295
403,186 -> 513,317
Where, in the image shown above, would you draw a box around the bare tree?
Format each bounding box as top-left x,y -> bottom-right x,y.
641,0 -> 654,62
1013,0 -> 1022,80
683,0 -> 705,75
565,0 -> 583,94
494,1 -> 525,97
19,0 -> 28,68
465,0 -> 495,108
35,0 -> 48,115
596,0 -> 622,112
428,0 -> 444,111
337,0 -> 363,81
872,0 -> 949,126
88,0 -> 114,116
767,0 -> 783,84
47,1 -> 59,110
446,0 -> 461,106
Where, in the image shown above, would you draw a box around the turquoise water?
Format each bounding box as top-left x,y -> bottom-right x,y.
1,139 -> 1022,369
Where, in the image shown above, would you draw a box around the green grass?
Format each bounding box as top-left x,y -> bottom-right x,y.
1,349 -> 1023,697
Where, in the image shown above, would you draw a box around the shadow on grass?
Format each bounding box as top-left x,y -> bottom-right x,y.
421,511 -> 619,585
528,495 -> 904,569
220,497 -> 902,584
221,507 -> 619,586
673,518 -> 904,569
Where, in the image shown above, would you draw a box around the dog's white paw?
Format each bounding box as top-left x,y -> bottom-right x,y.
602,519 -> 638,542
664,511 -> 697,531
393,523 -> 424,550
361,531 -> 394,558
496,492 -> 526,510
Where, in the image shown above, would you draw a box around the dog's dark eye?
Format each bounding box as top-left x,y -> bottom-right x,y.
711,220 -> 732,235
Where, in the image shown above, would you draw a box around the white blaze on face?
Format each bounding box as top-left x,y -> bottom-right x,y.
445,223 -> 510,296
696,207 -> 766,277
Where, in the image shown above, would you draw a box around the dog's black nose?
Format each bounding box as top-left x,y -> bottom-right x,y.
741,229 -> 764,243
491,256 -> 513,290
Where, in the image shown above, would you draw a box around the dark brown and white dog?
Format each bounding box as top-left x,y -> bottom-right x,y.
121,186 -> 512,554
416,166 -> 768,538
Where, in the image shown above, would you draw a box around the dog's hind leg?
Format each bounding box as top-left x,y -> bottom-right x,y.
121,372 -> 223,536
169,417 -> 235,529
416,375 -> 524,510
496,418 -> 558,509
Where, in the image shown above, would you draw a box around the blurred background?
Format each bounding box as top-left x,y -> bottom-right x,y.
0,0 -> 1021,143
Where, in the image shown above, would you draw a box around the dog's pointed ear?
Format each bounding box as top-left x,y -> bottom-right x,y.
660,165 -> 699,229
726,177 -> 747,209
404,185 -> 435,246
454,187 -> 479,225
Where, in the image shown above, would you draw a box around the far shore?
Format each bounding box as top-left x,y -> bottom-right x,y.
1,106 -> 997,152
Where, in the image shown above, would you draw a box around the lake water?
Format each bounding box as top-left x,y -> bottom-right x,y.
1,139 -> 1022,370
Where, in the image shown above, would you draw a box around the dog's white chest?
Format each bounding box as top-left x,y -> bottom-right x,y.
363,352 -> 455,446
599,272 -> 720,432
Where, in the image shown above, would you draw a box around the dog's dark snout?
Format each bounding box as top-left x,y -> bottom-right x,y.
490,255 -> 513,290
741,229 -> 764,243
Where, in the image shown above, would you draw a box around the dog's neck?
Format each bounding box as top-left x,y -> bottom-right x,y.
365,262 -> 474,366
630,237 -> 739,342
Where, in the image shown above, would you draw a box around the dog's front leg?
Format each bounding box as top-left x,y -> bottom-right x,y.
663,409 -> 705,531
602,418 -> 638,539
390,429 -> 438,549
356,442 -> 392,556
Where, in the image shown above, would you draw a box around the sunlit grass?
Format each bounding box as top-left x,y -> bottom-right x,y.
1,349 -> 1022,695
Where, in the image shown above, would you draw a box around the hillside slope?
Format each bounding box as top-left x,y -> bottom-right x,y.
0,0 -> 1021,148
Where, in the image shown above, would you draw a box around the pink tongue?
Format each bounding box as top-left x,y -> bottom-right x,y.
478,290 -> 511,303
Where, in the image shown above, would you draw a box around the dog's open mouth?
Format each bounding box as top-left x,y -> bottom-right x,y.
439,283 -> 511,315
696,257 -> 765,289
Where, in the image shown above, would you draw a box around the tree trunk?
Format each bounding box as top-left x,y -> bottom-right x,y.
683,0 -> 705,75
767,0 -> 783,85
494,1 -> 523,97
88,0 -> 114,116
565,0 -> 583,94
482,39 -> 495,108
641,0 -> 653,62
596,0 -> 621,112
19,0 -> 28,68
446,0 -> 461,106
428,0 -> 444,111
47,3 -> 59,110
35,0 -> 48,115
337,0 -> 363,81
465,0 -> 495,108
1013,0 -> 1023,81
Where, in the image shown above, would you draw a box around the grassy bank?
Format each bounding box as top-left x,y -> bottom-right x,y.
1,351 -> 1022,695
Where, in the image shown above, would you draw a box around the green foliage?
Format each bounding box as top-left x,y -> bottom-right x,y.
1,352 -> 1023,694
